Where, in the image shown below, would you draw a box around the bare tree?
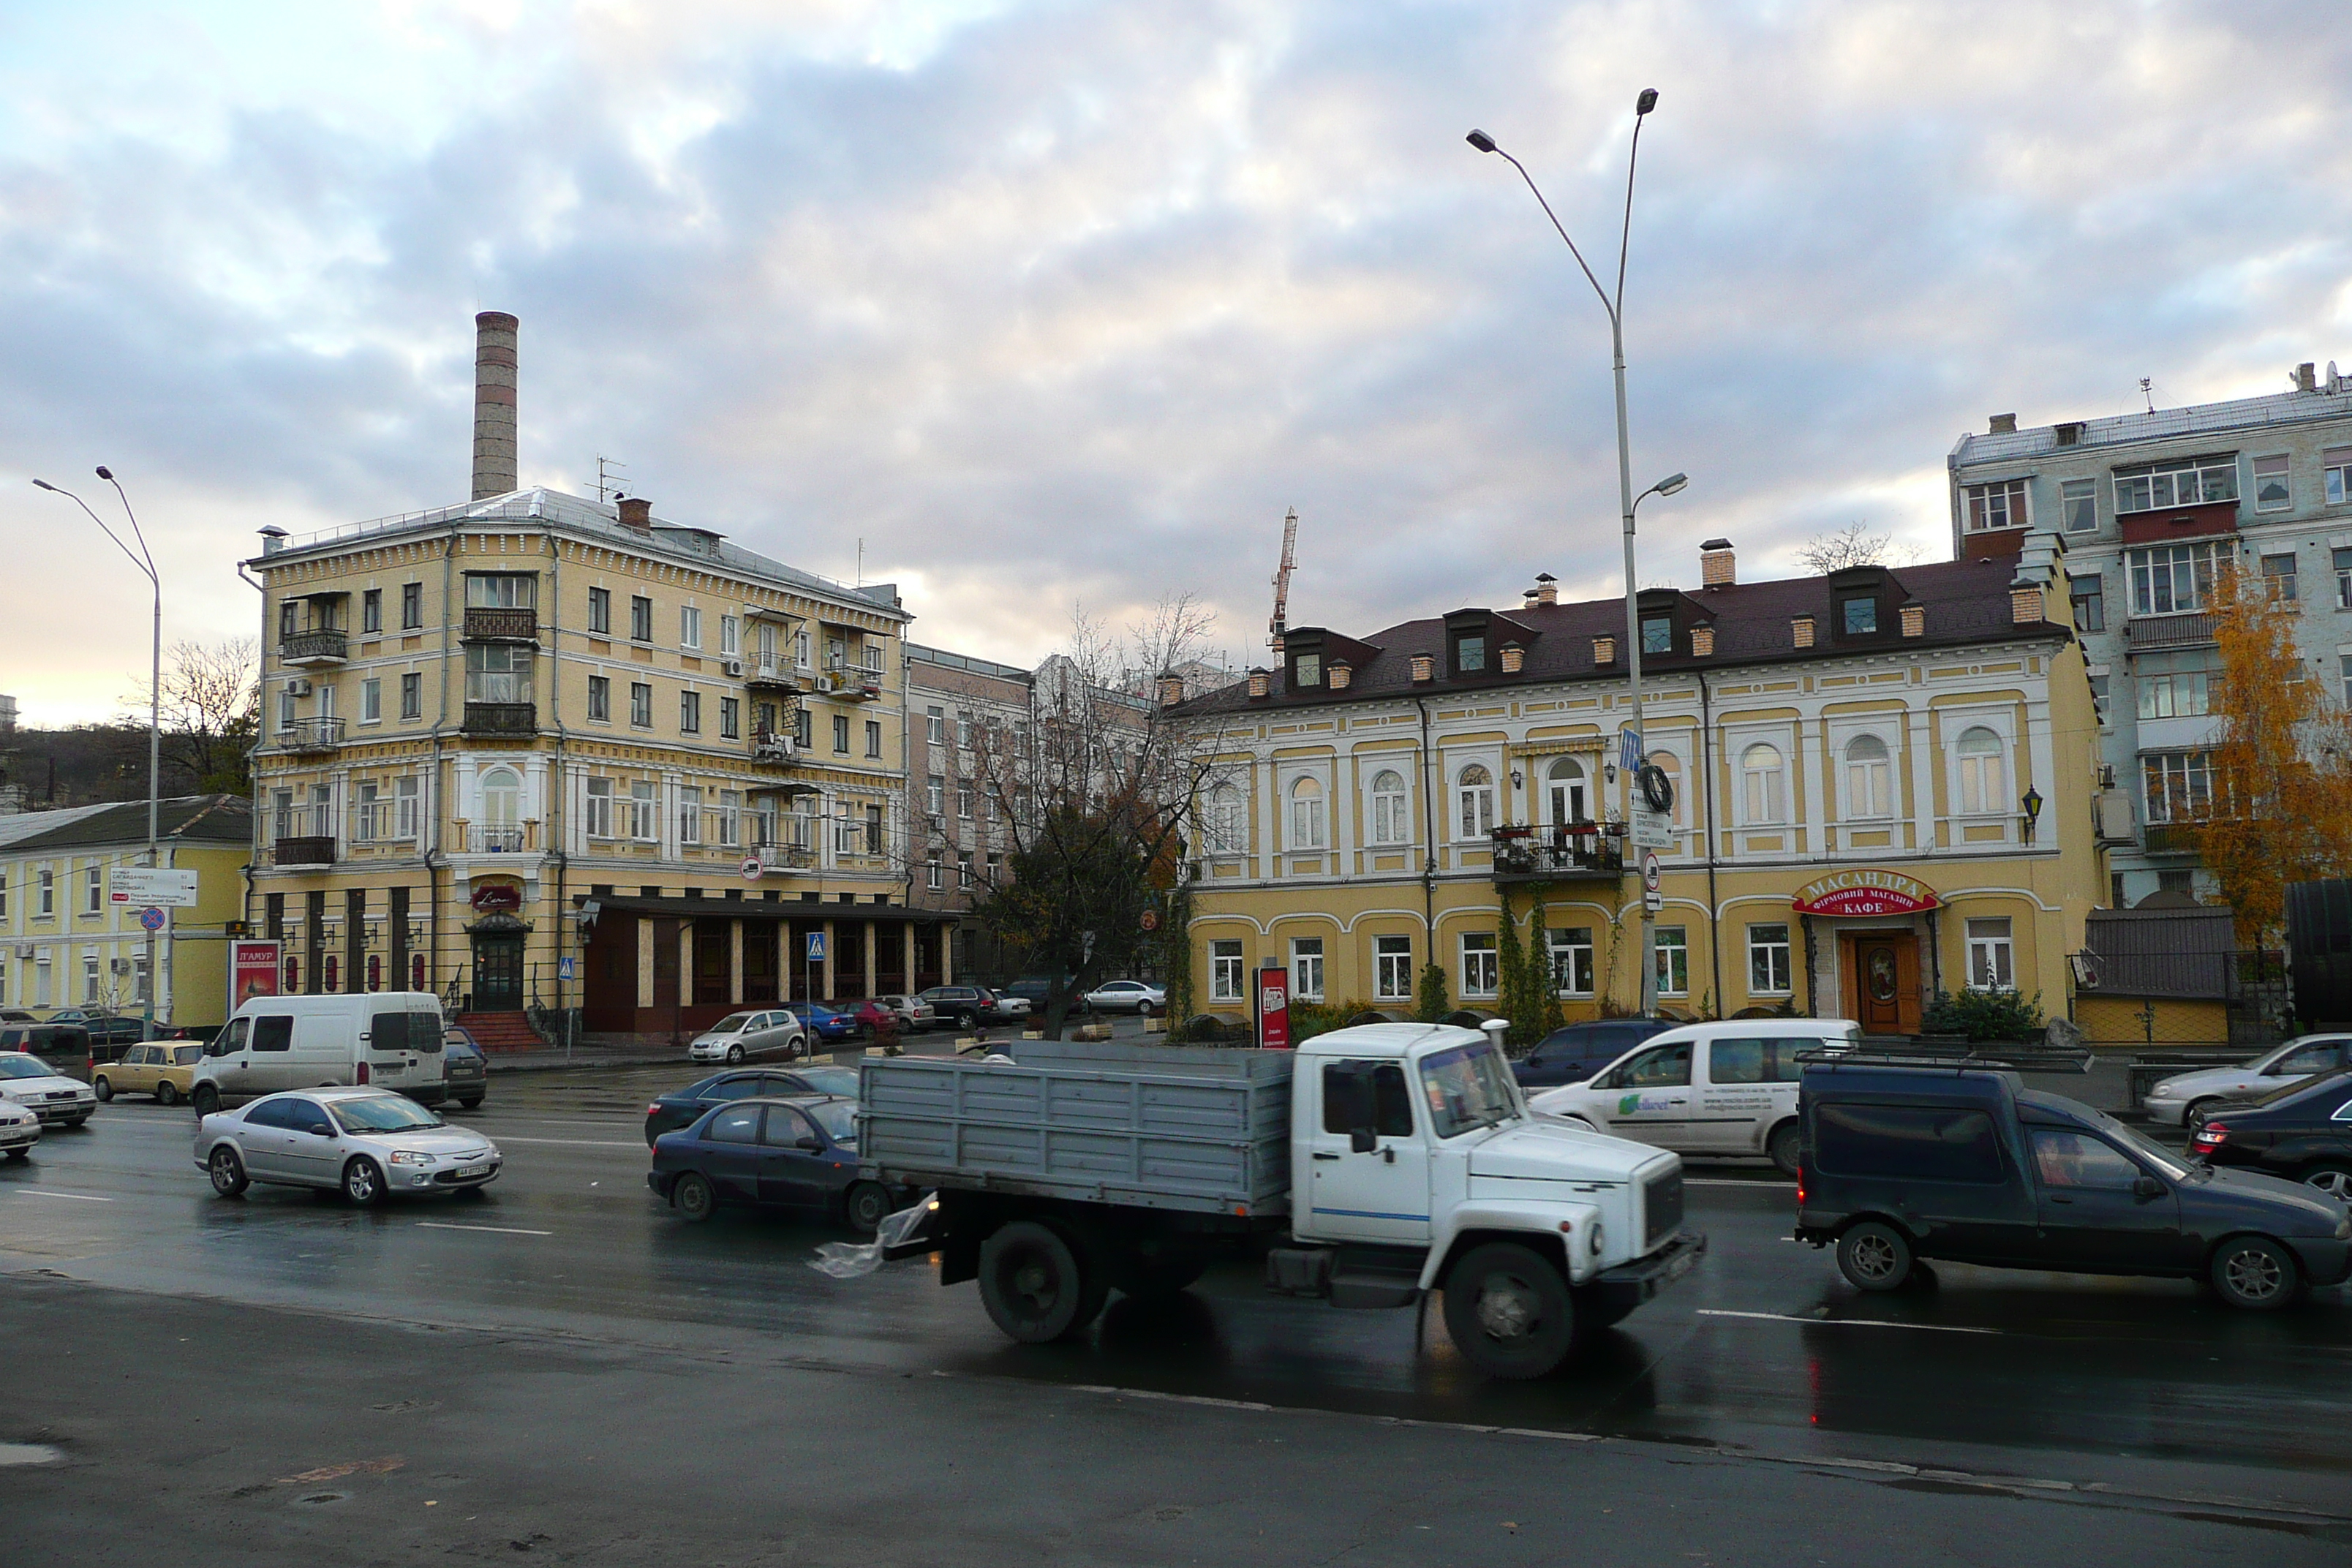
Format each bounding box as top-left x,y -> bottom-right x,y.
121,638 -> 260,796
1795,522 -> 1924,576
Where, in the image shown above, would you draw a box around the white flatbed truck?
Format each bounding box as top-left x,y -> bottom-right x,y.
856,1023 -> 1703,1379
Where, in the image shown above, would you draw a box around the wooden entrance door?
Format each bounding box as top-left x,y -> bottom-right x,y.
473,932 -> 525,1011
1847,932 -> 1921,1034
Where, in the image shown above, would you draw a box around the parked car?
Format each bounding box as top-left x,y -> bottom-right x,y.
984,988 -> 1031,1024
0,1009 -> 37,1026
1531,1019 -> 1861,1175
0,1098 -> 39,1160
997,977 -> 1068,1017
195,1087 -> 502,1205
916,986 -> 993,1030
647,1093 -> 905,1234
78,1016 -> 151,1054
643,1066 -> 862,1145
2190,1067 -> 2352,1199
799,1003 -> 865,1045
1512,1018 -> 1676,1090
1082,980 -> 1166,1016
872,994 -> 935,1033
843,1000 -> 899,1037
1798,1058 -> 2352,1310
93,1041 -> 206,1105
1,1023 -> 94,1083
0,1052 -> 97,1127
442,1029 -> 488,1110
687,1009 -> 809,1064
189,992 -> 445,1115
2142,1036 -> 2352,1127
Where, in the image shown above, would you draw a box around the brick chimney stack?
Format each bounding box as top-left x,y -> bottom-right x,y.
1700,538 -> 1735,588
471,311 -> 519,500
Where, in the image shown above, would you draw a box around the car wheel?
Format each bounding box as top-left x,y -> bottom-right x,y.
1765,1118 -> 1803,1178
155,1081 -> 180,1107
843,1181 -> 892,1237
725,1044 -> 745,1064
2296,1161 -> 2352,1202
342,1157 -> 385,1207
192,1084 -> 221,1118
1836,1221 -> 1914,1292
459,1096 -> 483,1110
1442,1241 -> 1576,1379
673,1171 -> 717,1222
2210,1235 -> 2302,1310
207,1145 -> 249,1197
957,1010 -> 977,1030
92,1076 -> 113,1103
3,1147 -> 29,1164
978,1219 -> 1107,1343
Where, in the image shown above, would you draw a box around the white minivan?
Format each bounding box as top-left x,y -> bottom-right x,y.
189,992 -> 448,1117
1528,1018 -> 1863,1175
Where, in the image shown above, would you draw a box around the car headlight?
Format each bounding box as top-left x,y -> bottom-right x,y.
1589,1222 -> 1606,1256
387,1150 -> 434,1166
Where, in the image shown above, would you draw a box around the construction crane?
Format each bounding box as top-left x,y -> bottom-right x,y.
1268,508 -> 1299,651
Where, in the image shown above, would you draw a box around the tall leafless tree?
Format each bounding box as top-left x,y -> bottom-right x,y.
121,638 -> 260,796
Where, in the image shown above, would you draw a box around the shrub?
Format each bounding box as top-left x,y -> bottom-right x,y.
1415,963 -> 1450,1023
1920,987 -> 2044,1041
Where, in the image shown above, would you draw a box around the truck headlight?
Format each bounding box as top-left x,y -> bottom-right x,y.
1589,1222 -> 1606,1256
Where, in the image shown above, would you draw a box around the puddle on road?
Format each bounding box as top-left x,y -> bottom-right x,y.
0,1442 -> 64,1466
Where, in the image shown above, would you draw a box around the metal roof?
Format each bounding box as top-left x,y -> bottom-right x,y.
1953,385 -> 2352,468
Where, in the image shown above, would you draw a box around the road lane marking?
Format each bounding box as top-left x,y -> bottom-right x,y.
1696,1308 -> 2000,1335
13,1189 -> 114,1202
480,1136 -> 647,1150
415,1221 -> 554,1237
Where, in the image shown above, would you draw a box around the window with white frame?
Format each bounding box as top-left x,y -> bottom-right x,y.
630,780 -> 657,841
1747,923 -> 1793,995
2136,648 -> 2218,718
2325,445 -> 2352,506
1740,743 -> 1786,823
630,682 -> 652,727
2253,455 -> 2291,513
1455,764 -> 1495,841
83,864 -> 102,915
1289,777 -> 1327,850
957,784 -> 973,821
585,777 -> 614,838
1547,927 -> 1595,996
794,627 -> 812,668
680,606 -> 702,649
1545,756 -> 1588,825
1953,726 -> 2006,815
720,615 -> 739,656
718,790 -> 742,848
37,867 -> 53,916
1374,935 -> 1413,1000
82,949 -> 99,1003
925,853 -> 943,891
1210,939 -> 1245,1002
353,782 -> 380,843
1967,917 -> 2015,990
1459,932 -> 1499,998
926,776 -> 944,817
2060,477 -> 2098,532
2261,551 -> 2298,602
0,871 -> 9,921
2114,456 -> 2237,513
1654,926 -> 1689,997
1964,478 -> 2029,533
2141,750 -> 2213,823
1203,785 -> 1245,854
2341,653 -> 2352,709
395,776 -> 418,839
677,786 -> 703,846
1844,734 -> 1892,819
361,678 -> 381,723
2127,541 -> 2223,616
1291,937 -> 1325,1000
1369,769 -> 1410,844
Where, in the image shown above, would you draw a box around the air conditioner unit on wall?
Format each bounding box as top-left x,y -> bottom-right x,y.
2097,764 -> 2116,788
723,659 -> 744,677
814,673 -> 840,693
14,945 -> 32,960
287,677 -> 312,696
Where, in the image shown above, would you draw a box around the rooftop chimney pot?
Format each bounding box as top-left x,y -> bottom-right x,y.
2297,361 -> 2318,393
617,497 -> 652,529
1988,412 -> 2017,434
1700,538 -> 1736,588
471,312 -> 519,501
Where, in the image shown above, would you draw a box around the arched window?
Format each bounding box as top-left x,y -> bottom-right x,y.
1844,734 -> 1891,819
1369,769 -> 1409,844
1289,777 -> 1326,850
1955,727 -> 2005,815
1741,744 -> 1785,823
1456,764 -> 1496,841
1546,756 -> 1588,826
1652,751 -> 1684,828
479,765 -> 521,853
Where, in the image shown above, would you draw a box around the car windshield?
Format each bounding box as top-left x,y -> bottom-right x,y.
796,1067 -> 859,1096
1419,1042 -> 1522,1139
807,1100 -> 859,1144
329,1097 -> 446,1134
0,1055 -> 59,1079
712,1013 -> 758,1033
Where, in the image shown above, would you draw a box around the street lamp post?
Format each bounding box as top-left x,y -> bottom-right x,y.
33,469 -> 162,1040
1470,90 -> 1680,1016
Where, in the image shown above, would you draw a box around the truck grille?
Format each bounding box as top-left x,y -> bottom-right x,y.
1642,1168 -> 1684,1250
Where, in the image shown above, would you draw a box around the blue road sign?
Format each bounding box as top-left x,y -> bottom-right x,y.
138,907 -> 166,932
557,956 -> 576,981
807,932 -> 827,962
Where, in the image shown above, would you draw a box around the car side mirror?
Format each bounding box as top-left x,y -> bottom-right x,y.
1349,1126 -> 1377,1155
2133,1175 -> 2165,1199
796,1136 -> 823,1153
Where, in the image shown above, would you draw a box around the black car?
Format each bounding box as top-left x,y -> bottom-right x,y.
647,1093 -> 906,1234
442,1028 -> 488,1111
1795,1060 -> 2352,1310
1512,1018 -> 1676,1089
2193,1066 -> 2352,1202
998,977 -> 1074,1017
0,1024 -> 94,1084
643,1065 -> 862,1145
916,985 -> 994,1030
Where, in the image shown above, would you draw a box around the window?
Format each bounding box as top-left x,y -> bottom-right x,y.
681,691 -> 702,734
1841,597 -> 1877,635
926,776 -> 944,817
2342,654 -> 2352,709
464,644 -> 533,705
867,804 -> 885,856
721,697 -> 741,740
1747,923 -> 1793,995
1953,726 -> 2005,815
793,706 -> 812,748
1455,765 -> 1494,841
2142,750 -> 2213,823
1740,743 -> 1785,823
2029,1128 -> 2150,1192
2114,456 -> 2236,513
1601,1042 -> 1690,1090
583,676 -> 610,723
2327,447 -> 2352,506
1844,735 -> 1891,819
630,779 -> 657,841
0,872 -> 8,921
1203,785 -> 1245,854
794,628 -> 812,668
2135,648 -> 2219,719
2254,454 -> 2291,513
1291,937 -> 1325,1000
2261,551 -> 2298,601
957,851 -> 974,887
630,595 -> 653,642
2337,548 -> 2352,609
38,868 -> 53,916
2069,573 -> 2105,633
361,588 -> 382,633
865,720 -> 882,758
2089,671 -> 2110,721
1322,1060 -> 1413,1137
400,582 -> 423,630
1967,917 -> 2014,990
480,767 -> 521,842
678,786 -> 703,845
925,853 -> 943,891
1547,927 -> 1595,996
353,782 -> 380,842
586,778 -> 614,839
680,606 -> 702,649
279,600 -> 298,639
720,791 -> 744,848
957,785 -> 973,821
400,673 -> 422,721
588,587 -> 611,634
278,686 -> 295,734
1369,770 -> 1410,843
1460,932 -> 1499,998
1815,1104 -> 2002,1183
1375,935 -> 1413,1000
956,713 -> 973,750
1545,757 -> 1588,826
1289,777 -> 1327,849
361,678 -> 381,723
1294,652 -> 1321,689
1654,926 -> 1689,996
720,615 -> 739,657
1456,634 -> 1485,674
1964,478 -> 2029,532
926,706 -> 945,744
1708,1039 -> 1809,1085
83,864 -> 102,915
1641,616 -> 1672,655
394,775 -> 418,839
630,682 -> 652,727
833,714 -> 851,754
2126,541 -> 2223,617
2060,478 -> 2098,532
466,573 -> 535,609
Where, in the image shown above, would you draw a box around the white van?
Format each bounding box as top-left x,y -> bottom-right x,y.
189,992 -> 448,1116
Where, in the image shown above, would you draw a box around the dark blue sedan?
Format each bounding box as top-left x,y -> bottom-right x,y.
798,1003 -> 864,1044
1512,1019 -> 1676,1089
647,1094 -> 905,1235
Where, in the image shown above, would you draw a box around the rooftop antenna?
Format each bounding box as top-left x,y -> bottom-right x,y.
2138,378 -> 2154,414
595,456 -> 629,505
856,537 -> 864,587
1268,507 -> 1299,651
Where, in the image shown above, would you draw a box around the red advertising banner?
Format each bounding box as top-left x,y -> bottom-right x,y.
1791,870 -> 1941,918
1256,964 -> 1292,1051
230,940 -> 282,1010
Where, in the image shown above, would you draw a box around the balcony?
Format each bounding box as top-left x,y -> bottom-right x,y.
750,730 -> 802,766
816,665 -> 883,702
2143,822 -> 2203,855
744,658 -> 805,693
461,701 -> 535,737
272,835 -> 336,868
281,716 -> 345,753
2125,612 -> 2218,650
462,606 -> 538,643
747,838 -> 817,872
279,628 -> 347,666
1490,824 -> 1624,885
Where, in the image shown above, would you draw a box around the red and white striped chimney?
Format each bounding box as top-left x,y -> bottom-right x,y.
470,311 -> 519,500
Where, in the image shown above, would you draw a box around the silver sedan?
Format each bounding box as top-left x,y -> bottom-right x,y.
194,1087 -> 502,1206
2144,1035 -> 2352,1126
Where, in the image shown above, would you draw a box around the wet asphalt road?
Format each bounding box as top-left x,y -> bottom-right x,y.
5,1063 -> 2351,1561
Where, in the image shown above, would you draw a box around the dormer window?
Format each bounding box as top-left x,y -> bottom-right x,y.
1841,597 -> 1878,635
1640,616 -> 1673,655
1293,652 -> 1322,689
1457,635 -> 1485,674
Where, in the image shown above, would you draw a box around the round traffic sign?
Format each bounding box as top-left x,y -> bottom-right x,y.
138,906 -> 167,932
1640,851 -> 1661,894
741,854 -> 764,881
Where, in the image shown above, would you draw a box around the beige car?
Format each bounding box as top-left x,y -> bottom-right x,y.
94,1042 -> 206,1107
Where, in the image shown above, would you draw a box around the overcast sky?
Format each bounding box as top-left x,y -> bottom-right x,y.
5,0 -> 2349,725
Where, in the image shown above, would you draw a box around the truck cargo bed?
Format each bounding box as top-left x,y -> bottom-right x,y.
859,1041 -> 1294,1215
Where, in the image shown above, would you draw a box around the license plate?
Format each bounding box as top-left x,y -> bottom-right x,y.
456,1164 -> 489,1179
1665,1249 -> 1695,1283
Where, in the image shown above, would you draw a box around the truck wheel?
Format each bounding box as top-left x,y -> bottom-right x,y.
1836,1221 -> 1913,1292
2209,1235 -> 2302,1310
192,1084 -> 221,1118
978,1220 -> 1107,1343
1765,1119 -> 1802,1177
1442,1242 -> 1575,1379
